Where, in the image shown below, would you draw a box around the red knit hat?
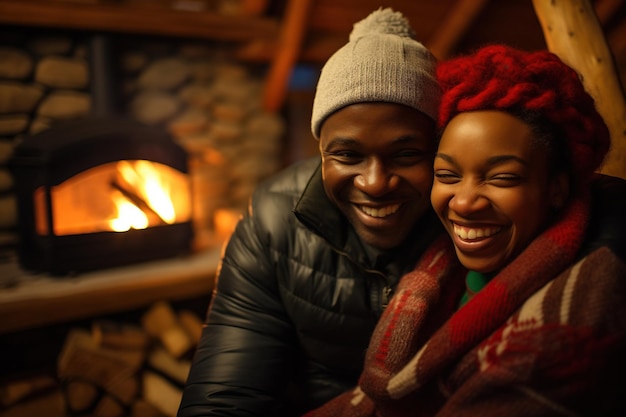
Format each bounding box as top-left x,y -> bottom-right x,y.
436,44 -> 610,184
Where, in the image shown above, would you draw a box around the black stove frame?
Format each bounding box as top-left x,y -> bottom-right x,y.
9,117 -> 193,276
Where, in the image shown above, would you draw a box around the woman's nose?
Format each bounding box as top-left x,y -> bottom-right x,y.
448,183 -> 489,215
354,161 -> 399,196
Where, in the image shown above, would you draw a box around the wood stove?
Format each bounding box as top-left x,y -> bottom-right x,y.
9,117 -> 194,276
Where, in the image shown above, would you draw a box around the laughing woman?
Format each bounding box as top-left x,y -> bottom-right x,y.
305,45 -> 626,417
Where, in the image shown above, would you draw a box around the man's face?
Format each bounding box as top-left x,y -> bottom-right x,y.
319,102 -> 436,250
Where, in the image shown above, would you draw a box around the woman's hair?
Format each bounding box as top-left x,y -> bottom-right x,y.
436,44 -> 610,186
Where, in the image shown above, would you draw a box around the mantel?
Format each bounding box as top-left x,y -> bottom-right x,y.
0,0 -> 280,43
0,246 -> 221,335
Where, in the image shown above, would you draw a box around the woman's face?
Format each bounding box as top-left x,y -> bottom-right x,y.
431,110 -> 567,273
320,102 -> 436,250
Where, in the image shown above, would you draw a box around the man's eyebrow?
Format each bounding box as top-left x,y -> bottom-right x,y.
327,134 -> 421,146
325,137 -> 358,148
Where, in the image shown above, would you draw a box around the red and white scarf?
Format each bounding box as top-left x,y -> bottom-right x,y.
305,192 -> 626,416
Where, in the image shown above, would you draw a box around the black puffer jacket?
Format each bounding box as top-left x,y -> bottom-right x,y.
177,157 -> 443,417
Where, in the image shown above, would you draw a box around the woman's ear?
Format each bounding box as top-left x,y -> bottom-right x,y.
549,172 -> 570,210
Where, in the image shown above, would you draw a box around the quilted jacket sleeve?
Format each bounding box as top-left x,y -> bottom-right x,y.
177,198 -> 297,417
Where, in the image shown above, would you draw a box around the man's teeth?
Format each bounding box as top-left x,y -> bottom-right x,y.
454,224 -> 501,240
360,204 -> 400,218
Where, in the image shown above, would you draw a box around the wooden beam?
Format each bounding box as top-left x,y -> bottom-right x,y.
241,0 -> 270,16
593,0 -> 624,24
237,32 -> 344,64
425,0 -> 492,60
261,0 -> 314,112
0,0 -> 278,42
532,0 -> 626,179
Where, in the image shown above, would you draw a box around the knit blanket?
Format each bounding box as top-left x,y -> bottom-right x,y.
304,193 -> 626,416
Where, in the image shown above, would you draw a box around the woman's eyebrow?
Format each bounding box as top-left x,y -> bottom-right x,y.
486,154 -> 529,167
435,153 -> 528,168
435,152 -> 454,163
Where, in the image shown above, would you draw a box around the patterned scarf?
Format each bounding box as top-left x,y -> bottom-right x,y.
304,191 -> 607,417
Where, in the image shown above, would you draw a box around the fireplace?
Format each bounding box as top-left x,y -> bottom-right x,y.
9,117 -> 194,276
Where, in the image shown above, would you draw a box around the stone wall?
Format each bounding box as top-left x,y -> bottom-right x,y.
0,30 -> 92,255
0,26 -> 286,264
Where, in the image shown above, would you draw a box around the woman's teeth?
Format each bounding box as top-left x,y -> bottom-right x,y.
360,204 -> 400,218
454,224 -> 502,240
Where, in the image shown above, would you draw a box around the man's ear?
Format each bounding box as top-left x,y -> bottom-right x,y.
549,172 -> 570,210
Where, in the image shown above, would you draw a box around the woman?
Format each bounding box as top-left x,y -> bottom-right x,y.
304,45 -> 626,416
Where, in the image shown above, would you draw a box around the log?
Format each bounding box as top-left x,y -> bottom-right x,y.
141,301 -> 193,358
57,329 -> 143,406
92,320 -> 152,350
93,394 -> 126,417
110,177 -> 165,226
177,309 -> 203,346
532,0 -> 626,179
131,399 -> 169,417
64,380 -> 99,413
0,375 -> 57,407
0,194 -> 17,229
0,390 -> 66,417
147,346 -> 191,386
0,168 -> 13,192
142,371 -> 183,417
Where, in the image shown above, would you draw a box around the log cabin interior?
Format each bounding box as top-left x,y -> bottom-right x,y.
0,1 -> 624,416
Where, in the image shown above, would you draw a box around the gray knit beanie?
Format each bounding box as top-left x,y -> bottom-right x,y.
311,8 -> 441,139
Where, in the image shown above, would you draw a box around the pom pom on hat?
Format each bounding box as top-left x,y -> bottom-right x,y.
349,8 -> 415,41
311,8 -> 440,139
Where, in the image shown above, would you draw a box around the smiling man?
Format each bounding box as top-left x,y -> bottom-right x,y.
177,8 -> 444,417
319,102 -> 435,250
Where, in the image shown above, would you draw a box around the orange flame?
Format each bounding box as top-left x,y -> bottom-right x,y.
108,160 -> 182,231
109,190 -> 149,232
35,159 -> 191,236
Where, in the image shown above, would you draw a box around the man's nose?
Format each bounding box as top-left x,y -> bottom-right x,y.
354,160 -> 399,197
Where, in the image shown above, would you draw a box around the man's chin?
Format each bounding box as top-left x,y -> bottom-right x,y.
356,229 -> 407,251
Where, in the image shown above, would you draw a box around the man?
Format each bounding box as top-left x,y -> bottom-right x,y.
177,8 -> 442,416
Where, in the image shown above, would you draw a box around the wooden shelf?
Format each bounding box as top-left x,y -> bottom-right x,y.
0,247 -> 221,335
0,0 -> 279,42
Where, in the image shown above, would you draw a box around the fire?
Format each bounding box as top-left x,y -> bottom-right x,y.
34,159 -> 191,236
109,190 -> 149,232
108,160 -> 183,232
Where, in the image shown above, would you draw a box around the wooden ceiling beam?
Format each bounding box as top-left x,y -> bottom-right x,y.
0,0 -> 278,41
425,0 -> 492,60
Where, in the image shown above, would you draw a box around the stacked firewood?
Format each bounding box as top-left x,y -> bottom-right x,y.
0,301 -> 204,417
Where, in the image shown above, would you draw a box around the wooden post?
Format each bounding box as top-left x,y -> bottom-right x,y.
261,0 -> 313,113
426,0 -> 491,61
532,0 -> 626,179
